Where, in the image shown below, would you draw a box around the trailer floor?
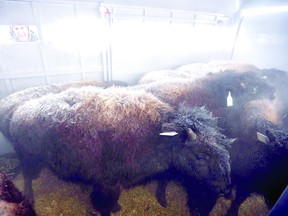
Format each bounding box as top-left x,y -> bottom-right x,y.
12,169 -> 269,216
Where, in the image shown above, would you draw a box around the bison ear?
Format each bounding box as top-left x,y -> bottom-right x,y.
186,128 -> 197,142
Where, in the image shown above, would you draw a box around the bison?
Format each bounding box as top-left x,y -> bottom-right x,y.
176,61 -> 260,74
261,68 -> 288,127
133,69 -> 276,137
226,99 -> 288,215
156,99 -> 288,215
7,86 -> 232,216
137,61 -> 260,84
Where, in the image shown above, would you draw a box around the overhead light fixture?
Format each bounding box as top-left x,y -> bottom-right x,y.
241,5 -> 288,17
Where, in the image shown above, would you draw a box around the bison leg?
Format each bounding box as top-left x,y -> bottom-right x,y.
21,155 -> 44,205
226,189 -> 249,216
187,193 -> 218,216
182,183 -> 219,216
23,174 -> 34,204
155,179 -> 168,207
90,184 -> 121,216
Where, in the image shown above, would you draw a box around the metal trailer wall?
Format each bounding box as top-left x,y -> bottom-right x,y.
1,0 -> 287,94
0,0 -> 238,99
232,3 -> 288,71
103,4 -> 236,83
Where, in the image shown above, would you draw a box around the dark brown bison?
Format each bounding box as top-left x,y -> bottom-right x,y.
8,86 -> 232,216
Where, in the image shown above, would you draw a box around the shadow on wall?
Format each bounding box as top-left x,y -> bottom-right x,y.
0,132 -> 14,154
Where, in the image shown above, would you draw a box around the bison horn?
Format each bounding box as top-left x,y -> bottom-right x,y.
187,128 -> 197,142
265,130 -> 276,142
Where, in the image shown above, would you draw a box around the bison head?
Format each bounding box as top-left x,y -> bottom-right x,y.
160,106 -> 233,196
209,70 -> 276,109
261,69 -> 288,113
261,129 -> 288,151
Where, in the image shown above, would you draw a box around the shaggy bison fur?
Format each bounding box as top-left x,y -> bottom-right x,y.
226,99 -> 288,215
0,79 -> 126,140
133,69 -> 276,137
261,68 -> 288,127
137,61 -> 260,84
8,86 -> 232,216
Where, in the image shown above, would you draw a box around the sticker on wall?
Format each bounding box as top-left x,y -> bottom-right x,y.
0,25 -> 39,43
10,25 -> 39,42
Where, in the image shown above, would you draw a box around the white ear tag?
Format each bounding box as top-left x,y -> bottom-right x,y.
159,131 -> 178,136
227,91 -> 233,107
257,132 -> 269,144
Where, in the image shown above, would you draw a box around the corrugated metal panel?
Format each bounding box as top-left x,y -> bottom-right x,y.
0,133 -> 14,154
100,3 -> 236,83
233,12 -> 288,71
0,80 -> 10,99
5,1 -> 35,24
11,76 -> 47,91
2,43 -> 44,73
